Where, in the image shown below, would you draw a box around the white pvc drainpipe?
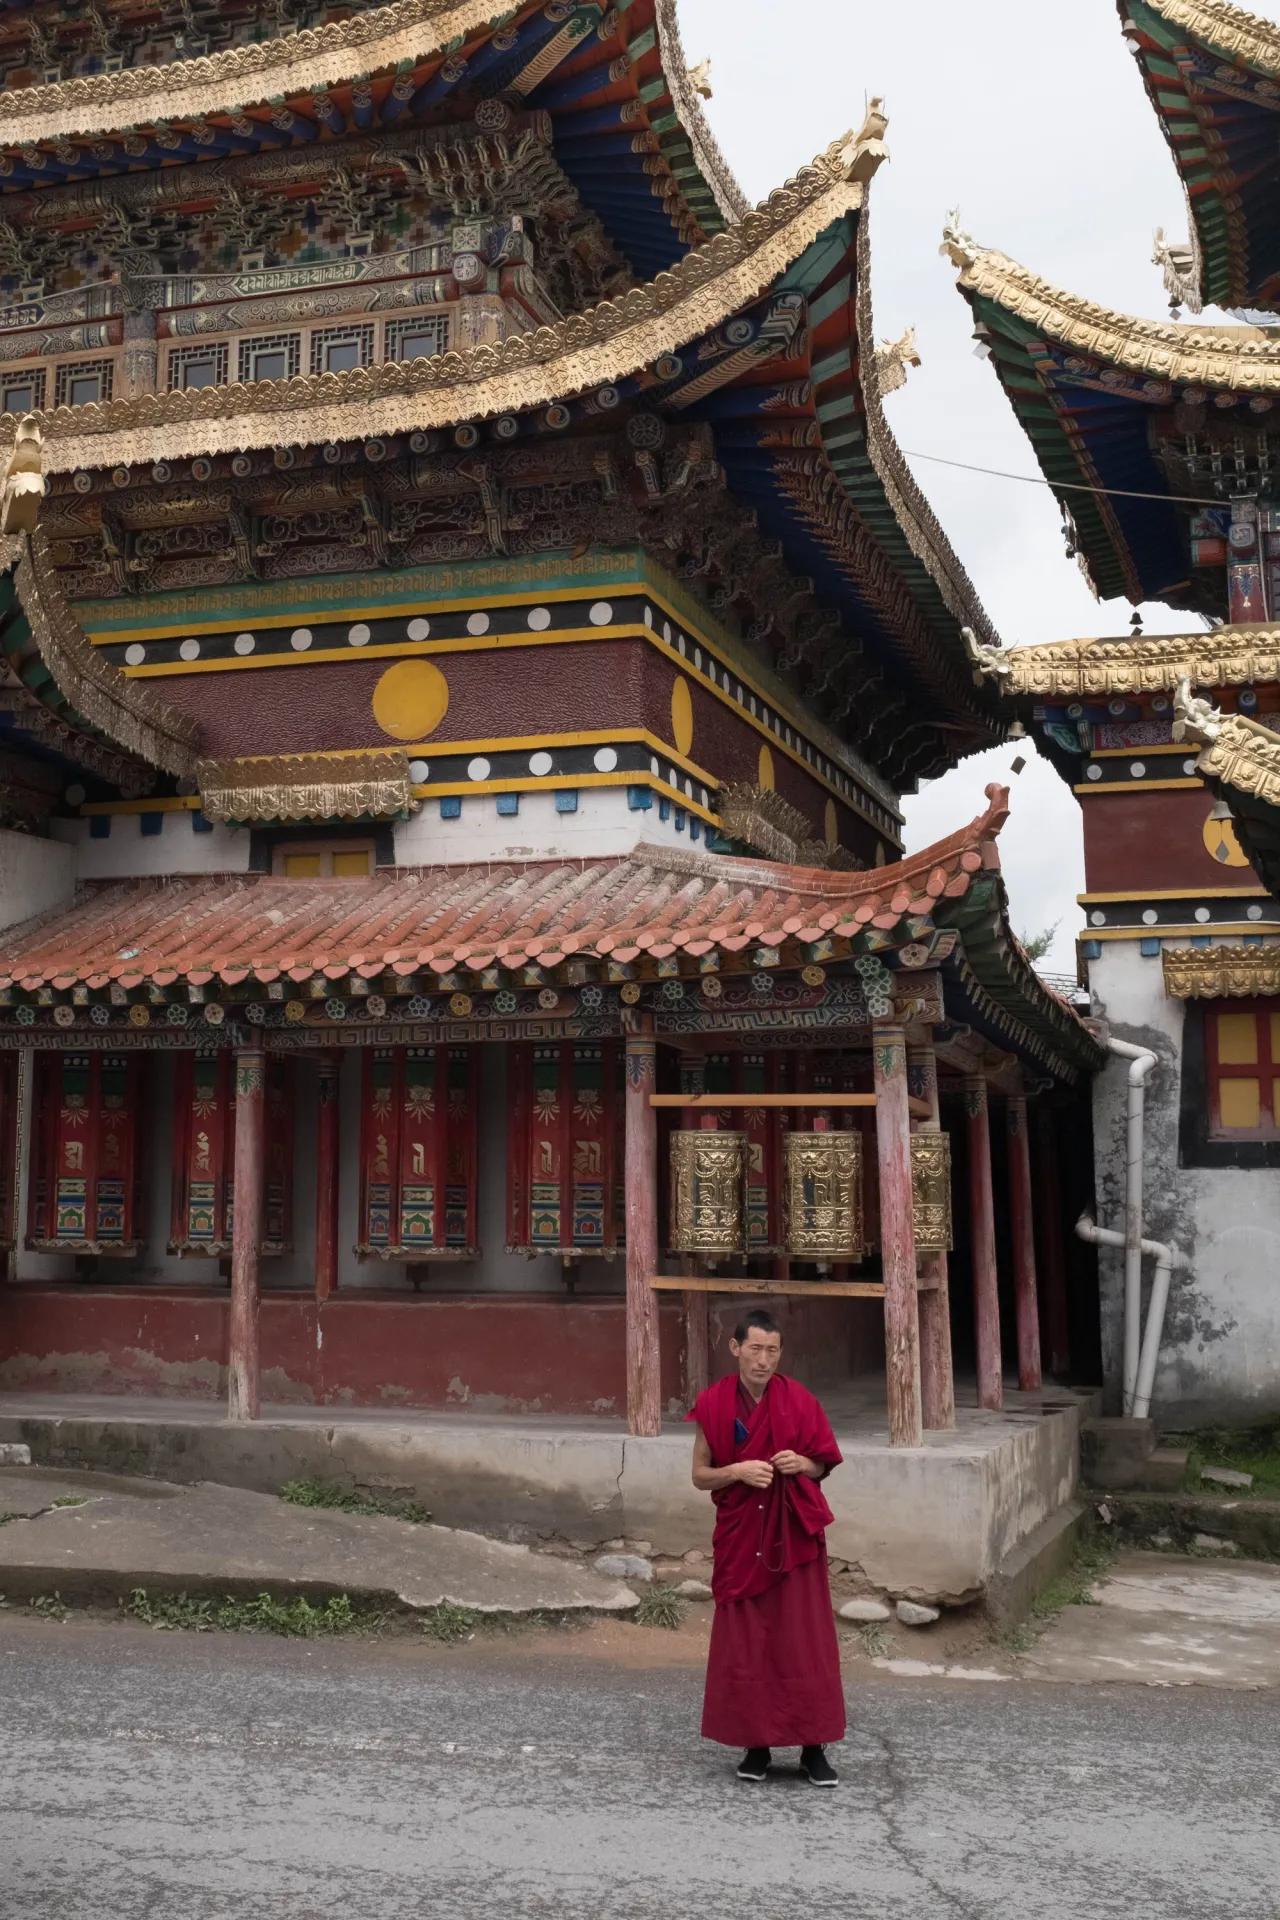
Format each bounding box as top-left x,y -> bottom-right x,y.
1103,1036 -> 1158,1414
1075,1212 -> 1187,1420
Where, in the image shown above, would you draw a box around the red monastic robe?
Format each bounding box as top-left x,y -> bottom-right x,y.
689,1372 -> 846,1749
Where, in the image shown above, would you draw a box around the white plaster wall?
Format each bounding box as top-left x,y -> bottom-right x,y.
393,786 -> 710,865
1088,939 -> 1280,1423
50,812 -> 250,880
0,828 -> 75,932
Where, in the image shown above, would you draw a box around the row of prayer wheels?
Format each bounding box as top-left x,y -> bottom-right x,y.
669,1128 -> 953,1261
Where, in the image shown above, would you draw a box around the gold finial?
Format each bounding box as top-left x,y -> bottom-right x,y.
0,415 -> 44,537
685,58 -> 712,99
874,324 -> 921,396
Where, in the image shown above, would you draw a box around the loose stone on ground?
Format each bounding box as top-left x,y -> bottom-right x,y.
896,1599 -> 941,1627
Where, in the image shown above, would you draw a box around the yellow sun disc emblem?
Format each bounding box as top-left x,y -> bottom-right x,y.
1202,810 -> 1250,869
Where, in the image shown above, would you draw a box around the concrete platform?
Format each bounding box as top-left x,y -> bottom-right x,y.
1025,1551 -> 1280,1690
0,1382 -> 1090,1605
0,1465 -> 639,1616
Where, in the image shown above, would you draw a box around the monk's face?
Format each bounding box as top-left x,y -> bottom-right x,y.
731,1328 -> 782,1391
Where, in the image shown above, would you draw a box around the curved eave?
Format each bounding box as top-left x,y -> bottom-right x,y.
948,230 -> 1280,609
0,532 -> 198,783
1124,0 -> 1280,310
0,0 -> 742,285
1189,707 -> 1280,893
972,623 -> 1280,699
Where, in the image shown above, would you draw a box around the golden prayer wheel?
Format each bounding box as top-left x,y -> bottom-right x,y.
784,1130 -> 864,1261
911,1130 -> 954,1253
669,1130 -> 746,1255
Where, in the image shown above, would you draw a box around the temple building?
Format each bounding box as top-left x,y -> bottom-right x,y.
0,0 -> 1101,1512
950,0 -> 1280,1426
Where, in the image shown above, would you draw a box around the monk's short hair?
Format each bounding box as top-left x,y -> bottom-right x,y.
733,1310 -> 781,1344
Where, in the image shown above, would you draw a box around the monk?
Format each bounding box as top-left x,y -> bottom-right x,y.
689,1310 -> 845,1787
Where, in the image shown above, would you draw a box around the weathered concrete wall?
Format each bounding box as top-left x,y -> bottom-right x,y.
0,1286 -> 687,1419
0,828 -> 75,933
1089,941 -> 1280,1423
0,1398 -> 1084,1605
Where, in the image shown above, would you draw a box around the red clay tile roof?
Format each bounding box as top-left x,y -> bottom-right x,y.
0,791 -> 1015,993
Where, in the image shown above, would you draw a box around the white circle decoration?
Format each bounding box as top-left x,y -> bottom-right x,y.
408,760 -> 429,783
1248,905 -> 1264,921
467,757 -> 491,781
643,605 -> 654,628
348,623 -> 371,646
1090,911 -> 1106,927
467,612 -> 490,636
233,633 -> 255,656
290,628 -> 313,650
179,638 -> 200,661
1086,765 -> 1103,781
1129,762 -> 1146,778
125,644 -> 146,666
588,601 -> 612,626
529,752 -> 553,776
1141,910 -> 1158,926
527,607 -> 551,631
1183,759 -> 1197,776
407,617 -> 431,641
593,746 -> 618,772
1195,908 -> 1211,924
65,784 -> 85,807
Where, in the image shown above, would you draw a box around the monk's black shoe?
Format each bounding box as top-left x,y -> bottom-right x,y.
800,1746 -> 838,1788
736,1747 -> 771,1782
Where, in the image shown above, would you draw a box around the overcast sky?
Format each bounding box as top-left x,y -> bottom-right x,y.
681,0 -> 1236,967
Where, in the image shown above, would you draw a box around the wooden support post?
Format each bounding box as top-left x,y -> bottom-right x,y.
228,1048 -> 266,1423
1033,1103 -> 1072,1378
873,1022 -> 922,1447
624,1018 -> 662,1437
679,1053 -> 710,1401
909,1044 -> 955,1431
1007,1084 -> 1042,1391
964,1076 -> 1002,1411
314,1050 -> 341,1305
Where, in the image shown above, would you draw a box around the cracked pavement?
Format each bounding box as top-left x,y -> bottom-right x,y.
2,1614 -> 1277,1919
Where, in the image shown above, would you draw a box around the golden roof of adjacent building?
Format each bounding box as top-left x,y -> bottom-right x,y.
1137,0 -> 1280,79
965,626 -> 1280,699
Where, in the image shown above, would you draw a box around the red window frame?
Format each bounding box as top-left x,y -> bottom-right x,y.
1205,999 -> 1280,1141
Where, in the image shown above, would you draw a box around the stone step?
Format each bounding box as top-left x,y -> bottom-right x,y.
1081,1416 -> 1158,1489
1138,1447 -> 1190,1493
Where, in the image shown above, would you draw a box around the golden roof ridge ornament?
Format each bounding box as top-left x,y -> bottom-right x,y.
0,417 -> 45,540
1153,224 -> 1204,317
962,624 -> 1012,681
1171,674 -> 1225,746
873,324 -> 920,397
1138,0 -> 1280,76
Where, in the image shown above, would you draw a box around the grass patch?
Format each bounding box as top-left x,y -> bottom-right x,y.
420,1602 -> 483,1643
1172,1422 -> 1280,1498
29,1592 -> 68,1623
857,1622 -> 892,1660
993,1531 -> 1119,1654
51,1495 -> 87,1509
279,1478 -> 432,1526
635,1585 -> 686,1631
123,1588 -> 382,1637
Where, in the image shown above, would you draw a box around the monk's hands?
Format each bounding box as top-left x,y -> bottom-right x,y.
734,1459 -> 775,1489
770,1450 -> 814,1477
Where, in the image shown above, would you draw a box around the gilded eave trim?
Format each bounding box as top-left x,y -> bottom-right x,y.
949,235 -> 1280,392
0,139 -> 881,475
1138,0 -> 1280,75
197,751 -> 417,824
974,629 -> 1280,698
1193,710 -> 1280,809
1163,943 -> 1280,998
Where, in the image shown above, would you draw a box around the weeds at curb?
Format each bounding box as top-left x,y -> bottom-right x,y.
857,1622 -> 891,1660
51,1496 -> 87,1510
29,1592 -> 68,1623
123,1588 -> 384,1637
420,1602 -> 483,1644
635,1586 -> 687,1631
994,1531 -> 1119,1654
279,1479 -> 432,1526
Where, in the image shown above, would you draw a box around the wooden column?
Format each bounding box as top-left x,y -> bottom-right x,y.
314,1050 -> 341,1305
964,1075 -> 1002,1411
624,1018 -> 662,1437
909,1044 -> 955,1431
228,1047 -> 266,1423
1033,1103 -> 1071,1378
677,1053 -> 711,1401
873,1022 -> 922,1447
1007,1084 -> 1043,1391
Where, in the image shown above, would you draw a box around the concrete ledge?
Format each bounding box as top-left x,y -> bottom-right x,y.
0,1392 -> 1085,1606
985,1501 -> 1087,1627
1107,1491 -> 1280,1559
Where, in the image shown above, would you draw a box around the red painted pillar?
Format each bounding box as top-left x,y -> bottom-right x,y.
964,1075 -> 1002,1411
624,1017 -> 662,1436
1007,1084 -> 1043,1391
909,1043 -> 955,1431
873,1022 -> 922,1447
228,1047 -> 266,1423
1033,1102 -> 1071,1378
314,1050 -> 341,1305
679,1053 -> 710,1402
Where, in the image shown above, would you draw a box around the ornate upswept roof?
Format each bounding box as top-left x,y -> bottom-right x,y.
947,219 -> 1280,613
964,625 -> 1280,698
2,529 -> 199,783
8,135 -> 878,476
1121,0 -> 1280,312
1176,679 -> 1280,892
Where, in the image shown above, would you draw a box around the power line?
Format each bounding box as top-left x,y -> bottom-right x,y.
901,447 -> 1234,511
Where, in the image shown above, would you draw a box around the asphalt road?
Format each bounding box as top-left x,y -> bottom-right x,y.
2,1615 -> 1277,1920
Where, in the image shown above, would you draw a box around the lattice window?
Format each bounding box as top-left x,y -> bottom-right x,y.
310,322 -> 375,377
166,342 -> 229,392
0,367 -> 46,416
54,358 -> 114,408
237,332 -> 301,385
385,314 -> 450,364
1206,1001 -> 1280,1140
